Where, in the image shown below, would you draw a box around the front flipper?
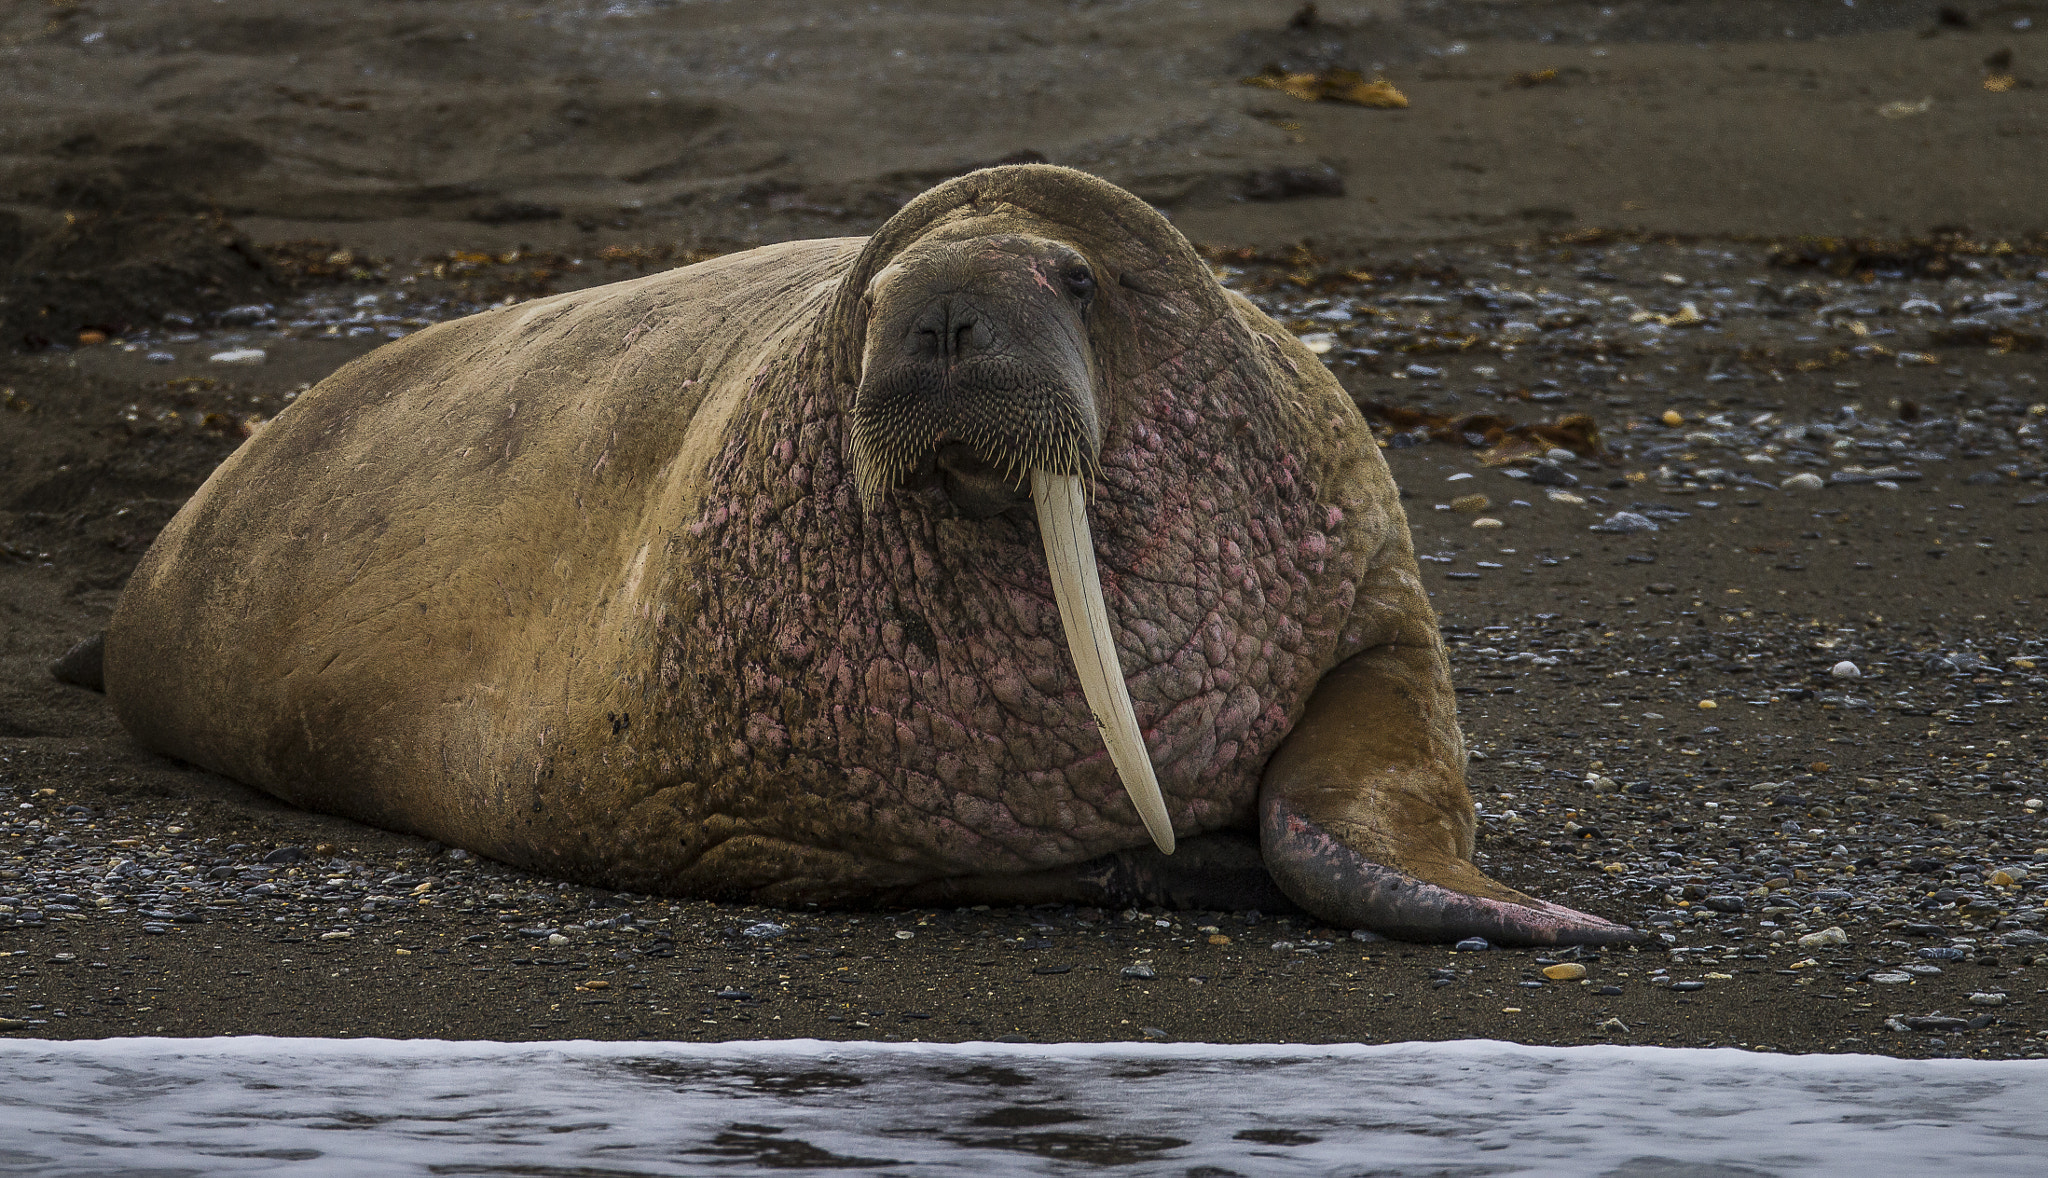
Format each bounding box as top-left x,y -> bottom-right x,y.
1261,648 -> 1642,946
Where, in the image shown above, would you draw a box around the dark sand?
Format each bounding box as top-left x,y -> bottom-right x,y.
3,1 -> 2046,1057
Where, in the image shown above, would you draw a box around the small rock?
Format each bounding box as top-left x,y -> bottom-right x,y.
1968,992 -> 2008,1006
1471,516 -> 1504,529
1647,582 -> 1678,595
1831,661 -> 1861,679
1597,1016 -> 1631,1032
145,351 -> 176,363
1900,1015 -> 1971,1032
1591,511 -> 1659,534
1660,410 -> 1684,426
1702,895 -> 1746,914
742,921 -> 787,940
1121,964 -> 1156,979
1141,1026 -> 1171,1040
546,933 -> 571,946
1454,937 -> 1491,952
1868,971 -> 1913,984
1451,494 -> 1490,512
1780,473 -> 1825,492
1350,929 -> 1386,943
1670,980 -> 1706,992
207,348 -> 267,365
716,988 -> 753,1000
1542,963 -> 1587,980
893,929 -> 915,940
1798,926 -> 1849,949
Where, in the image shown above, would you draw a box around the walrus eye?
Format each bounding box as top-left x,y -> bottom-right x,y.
1063,266 -> 1095,301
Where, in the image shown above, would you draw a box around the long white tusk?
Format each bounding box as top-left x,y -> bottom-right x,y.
1032,469 -> 1175,855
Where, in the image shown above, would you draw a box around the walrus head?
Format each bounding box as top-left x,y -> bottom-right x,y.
849,234 -> 1101,518
844,184 -> 1180,857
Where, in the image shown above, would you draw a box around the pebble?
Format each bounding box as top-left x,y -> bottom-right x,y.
1450,494 -> 1490,512
1591,511 -> 1658,534
207,348 -> 267,365
1454,938 -> 1491,952
1541,963 -> 1587,980
1779,473 -> 1825,491
1967,992 -> 2008,1006
1121,964 -> 1156,979
1869,972 -> 1914,985
1830,661 -> 1861,679
1471,516 -> 1504,529
1797,926 -> 1848,948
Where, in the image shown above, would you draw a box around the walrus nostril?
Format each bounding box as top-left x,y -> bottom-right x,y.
910,298 -> 987,362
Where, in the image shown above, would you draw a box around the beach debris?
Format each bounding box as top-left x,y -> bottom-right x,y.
1242,67 -> 1408,108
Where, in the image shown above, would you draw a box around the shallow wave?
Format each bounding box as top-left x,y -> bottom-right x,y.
1,1037 -> 2043,1176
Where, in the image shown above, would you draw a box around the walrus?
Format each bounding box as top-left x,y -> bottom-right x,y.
84,165 -> 1636,945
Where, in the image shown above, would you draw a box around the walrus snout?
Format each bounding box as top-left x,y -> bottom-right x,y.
848,235 -> 1102,511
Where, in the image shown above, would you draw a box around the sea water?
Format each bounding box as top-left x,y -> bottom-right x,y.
1,1037 -> 2042,1176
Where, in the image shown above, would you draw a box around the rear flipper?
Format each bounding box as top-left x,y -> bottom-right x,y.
891,831 -> 1301,915
1261,792 -> 1640,945
1260,644 -> 1643,947
49,632 -> 106,693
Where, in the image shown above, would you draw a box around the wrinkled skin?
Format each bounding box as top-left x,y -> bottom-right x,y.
97,166 -> 1636,945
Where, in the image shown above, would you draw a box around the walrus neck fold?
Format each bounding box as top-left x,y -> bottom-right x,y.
1031,468 -> 1175,855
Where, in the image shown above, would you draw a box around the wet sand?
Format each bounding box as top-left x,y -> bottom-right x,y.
2,1 -> 2046,1057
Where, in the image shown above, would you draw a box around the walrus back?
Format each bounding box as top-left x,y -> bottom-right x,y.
105,238 -> 861,844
